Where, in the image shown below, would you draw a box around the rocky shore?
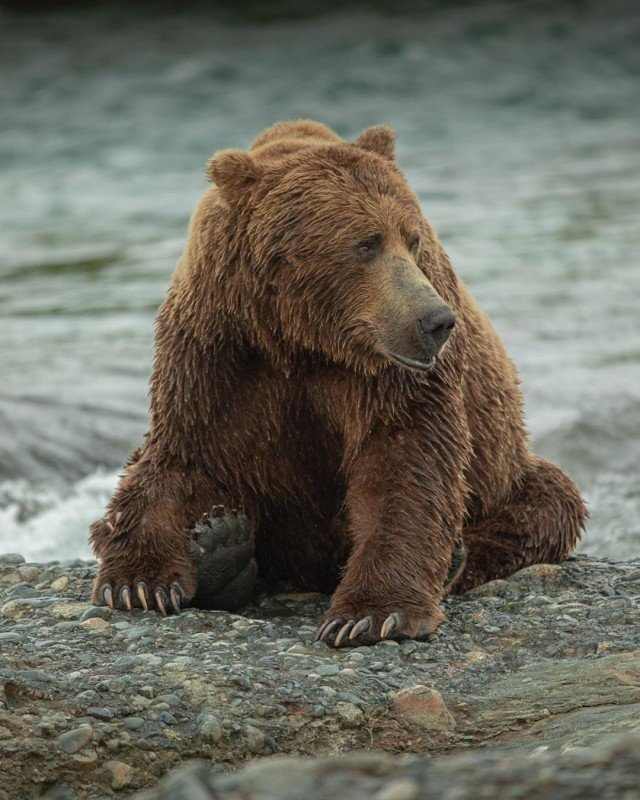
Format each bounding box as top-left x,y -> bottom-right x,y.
1,553 -> 639,799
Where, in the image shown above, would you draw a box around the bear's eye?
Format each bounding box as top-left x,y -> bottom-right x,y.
356,235 -> 381,259
409,235 -> 421,256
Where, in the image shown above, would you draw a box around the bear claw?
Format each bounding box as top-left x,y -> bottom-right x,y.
314,619 -> 341,643
170,583 -> 184,613
334,620 -> 355,647
154,588 -> 169,617
136,582 -> 150,610
380,613 -> 401,639
95,579 -> 186,615
315,607 -> 442,647
349,616 -> 372,639
120,586 -> 133,611
100,584 -> 114,610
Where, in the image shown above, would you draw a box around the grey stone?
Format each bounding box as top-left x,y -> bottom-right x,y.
57,725 -> 93,754
123,716 -> 146,730
316,664 -> 340,676
87,707 -> 114,720
79,605 -> 112,622
197,713 -> 222,743
5,586 -> 39,599
121,625 -> 155,640
0,632 -> 25,643
0,554 -> 25,565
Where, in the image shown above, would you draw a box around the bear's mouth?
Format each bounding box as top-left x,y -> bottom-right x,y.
386,351 -> 436,372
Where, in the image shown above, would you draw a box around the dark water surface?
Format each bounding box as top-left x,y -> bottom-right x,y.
0,1 -> 639,560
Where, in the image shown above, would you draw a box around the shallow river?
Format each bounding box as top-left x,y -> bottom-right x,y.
1,2 -> 639,561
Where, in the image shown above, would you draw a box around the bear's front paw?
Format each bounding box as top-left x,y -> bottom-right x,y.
314,597 -> 445,648
91,519 -> 196,616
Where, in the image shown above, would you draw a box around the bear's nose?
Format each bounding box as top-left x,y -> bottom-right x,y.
417,306 -> 456,353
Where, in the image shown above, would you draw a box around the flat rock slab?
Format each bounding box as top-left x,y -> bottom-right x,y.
0,554 -> 639,799
126,735 -> 640,800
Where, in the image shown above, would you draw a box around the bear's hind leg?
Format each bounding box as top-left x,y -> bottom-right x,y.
189,506 -> 258,611
452,456 -> 587,594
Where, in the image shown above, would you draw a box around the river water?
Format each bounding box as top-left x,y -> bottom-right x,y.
1,2 -> 639,561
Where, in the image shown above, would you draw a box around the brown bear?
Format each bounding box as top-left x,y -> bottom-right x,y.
90,120 -> 587,647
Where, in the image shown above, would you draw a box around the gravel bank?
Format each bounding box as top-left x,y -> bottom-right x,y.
1,553 -> 639,798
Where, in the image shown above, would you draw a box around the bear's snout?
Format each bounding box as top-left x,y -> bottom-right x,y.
417,306 -> 456,356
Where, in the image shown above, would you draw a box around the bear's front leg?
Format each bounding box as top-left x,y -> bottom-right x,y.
90,454 -> 206,615
316,424 -> 467,647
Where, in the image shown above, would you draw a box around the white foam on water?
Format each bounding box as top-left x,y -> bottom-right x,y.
0,470 -> 119,562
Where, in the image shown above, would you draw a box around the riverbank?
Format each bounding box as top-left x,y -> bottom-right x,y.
1,553 -> 639,798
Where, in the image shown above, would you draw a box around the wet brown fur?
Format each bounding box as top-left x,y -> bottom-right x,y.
90,120 -> 587,639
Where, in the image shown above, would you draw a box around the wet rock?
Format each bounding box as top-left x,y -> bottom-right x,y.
123,716 -> 146,730
79,605 -> 112,622
57,725 -> 93,754
197,713 -> 222,743
244,724 -> 276,755
131,735 -> 640,799
372,779 -> 420,800
104,760 -> 135,789
0,554 -> 25,565
0,632 -> 24,643
461,650 -> 640,736
335,701 -> 364,728
80,616 -> 110,630
393,686 -> 455,731
48,601 -> 92,620
87,707 -> 114,720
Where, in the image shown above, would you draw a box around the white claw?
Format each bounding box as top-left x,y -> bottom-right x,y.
380,614 -> 398,639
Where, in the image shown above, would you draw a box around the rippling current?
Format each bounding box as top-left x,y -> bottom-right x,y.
0,2 -> 639,561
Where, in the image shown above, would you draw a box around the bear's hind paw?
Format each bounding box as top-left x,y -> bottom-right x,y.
189,506 -> 257,612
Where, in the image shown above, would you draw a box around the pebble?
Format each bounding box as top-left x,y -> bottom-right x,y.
316,664 -> 340,676
6,586 -> 39,599
245,724 -> 276,755
87,707 -> 114,720
48,601 -> 90,621
335,702 -> 364,727
123,717 -> 146,730
0,632 -> 25,643
79,606 -> 112,622
58,725 -> 93,754
393,686 -> 455,731
347,651 -> 366,661
373,780 -> 421,800
156,694 -> 181,706
0,554 -> 25,564
104,760 -> 135,790
76,690 -> 99,703
81,617 -> 110,630
197,713 -> 223,743
121,624 -> 156,640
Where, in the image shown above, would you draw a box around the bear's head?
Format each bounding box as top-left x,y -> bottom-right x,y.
206,124 -> 455,374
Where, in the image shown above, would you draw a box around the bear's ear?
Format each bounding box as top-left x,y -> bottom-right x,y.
353,125 -> 396,161
206,150 -> 261,202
